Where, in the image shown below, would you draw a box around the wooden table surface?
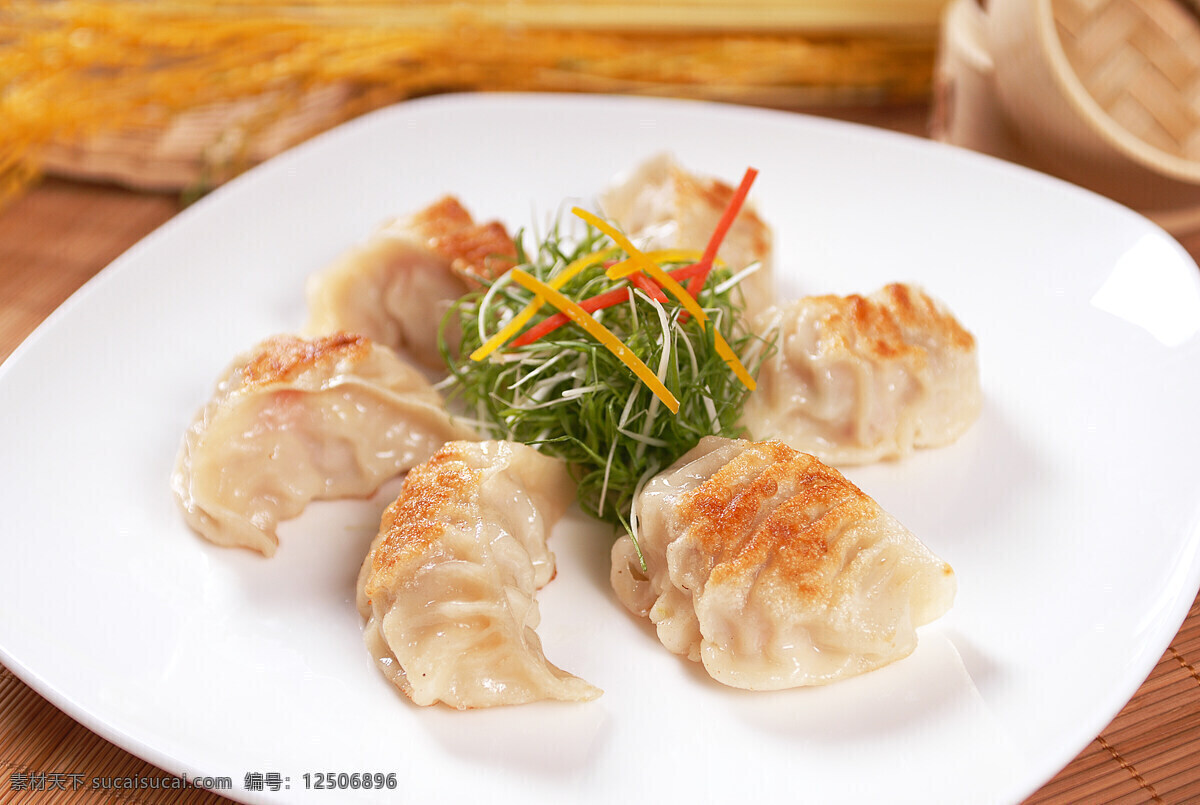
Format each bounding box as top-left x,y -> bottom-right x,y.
2,102 -> 1199,804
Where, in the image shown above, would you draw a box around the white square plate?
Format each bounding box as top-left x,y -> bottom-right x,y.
2,94 -> 1199,804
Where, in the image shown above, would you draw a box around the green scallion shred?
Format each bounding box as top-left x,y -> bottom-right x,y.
438,216 -> 774,547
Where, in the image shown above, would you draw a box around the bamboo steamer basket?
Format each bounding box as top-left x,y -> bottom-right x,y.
934,0 -> 1200,235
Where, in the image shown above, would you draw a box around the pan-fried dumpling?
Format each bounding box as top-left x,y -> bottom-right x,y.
357,440 -> 599,709
612,437 -> 956,689
306,196 -> 517,369
172,332 -> 474,556
741,283 -> 982,465
599,153 -> 774,319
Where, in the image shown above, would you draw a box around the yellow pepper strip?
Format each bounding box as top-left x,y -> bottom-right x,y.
615,249 -> 706,271
509,268 -> 680,414
470,248 -> 701,362
609,250 -> 724,278
469,247 -> 618,361
573,207 -> 756,391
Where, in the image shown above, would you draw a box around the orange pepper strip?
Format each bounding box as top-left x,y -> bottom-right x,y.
574,207 -> 756,391
469,247 -> 618,362
508,268 -> 680,414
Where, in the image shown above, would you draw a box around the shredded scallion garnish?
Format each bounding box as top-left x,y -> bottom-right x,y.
439,212 -> 773,545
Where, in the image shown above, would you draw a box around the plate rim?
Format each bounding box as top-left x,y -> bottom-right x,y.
2,91 -> 1199,805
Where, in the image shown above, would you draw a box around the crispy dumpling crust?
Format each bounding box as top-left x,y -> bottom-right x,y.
404,196 -> 518,285
742,283 -> 982,465
305,196 -> 516,369
358,440 -> 600,709
239,331 -> 371,388
680,441 -> 877,590
612,437 -> 956,690
808,283 -> 975,362
172,332 -> 473,556
600,153 -> 774,319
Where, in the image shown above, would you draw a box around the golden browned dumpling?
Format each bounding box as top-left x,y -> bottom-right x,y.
599,153 -> 774,319
357,440 -> 600,709
306,196 -> 516,369
172,332 -> 474,556
742,283 -> 982,465
612,437 -> 956,689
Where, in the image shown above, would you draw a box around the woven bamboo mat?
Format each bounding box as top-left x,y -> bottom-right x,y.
1026,592 -> 1200,804
1,592 -> 1198,803
0,665 -> 224,804
4,108 -> 1200,805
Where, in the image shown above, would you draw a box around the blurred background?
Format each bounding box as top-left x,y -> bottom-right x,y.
6,0 -> 1199,234
2,3 -> 1200,804
0,0 -> 948,202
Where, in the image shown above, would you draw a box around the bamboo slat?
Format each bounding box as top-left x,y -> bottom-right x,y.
0,669 -> 226,805
1053,0 -> 1200,160
2,105 -> 1200,805
1025,594 -> 1200,805
2,592 -> 1199,803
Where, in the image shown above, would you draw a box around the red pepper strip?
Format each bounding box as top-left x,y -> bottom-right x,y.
628,272 -> 669,303
510,262 -> 708,347
598,261 -> 667,302
685,167 -> 759,300
510,288 -> 631,347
